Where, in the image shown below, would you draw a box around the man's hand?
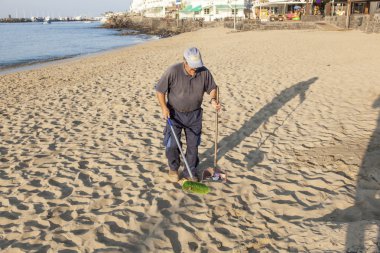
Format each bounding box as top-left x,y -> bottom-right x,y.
211,100 -> 222,112
161,106 -> 170,120
157,91 -> 170,120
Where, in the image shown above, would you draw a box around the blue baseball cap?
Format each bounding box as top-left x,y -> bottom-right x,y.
184,47 -> 204,69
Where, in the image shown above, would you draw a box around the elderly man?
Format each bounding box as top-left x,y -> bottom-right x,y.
156,47 -> 221,182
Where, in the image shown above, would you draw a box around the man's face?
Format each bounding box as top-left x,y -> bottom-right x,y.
184,61 -> 197,76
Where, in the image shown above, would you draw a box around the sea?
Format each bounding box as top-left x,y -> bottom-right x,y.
0,21 -> 156,73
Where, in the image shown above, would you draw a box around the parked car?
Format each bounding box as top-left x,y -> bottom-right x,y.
269,14 -> 284,22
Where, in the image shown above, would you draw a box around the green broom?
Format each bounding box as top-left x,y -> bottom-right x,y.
167,118 -> 210,194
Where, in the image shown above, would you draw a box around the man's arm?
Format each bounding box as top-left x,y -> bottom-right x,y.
156,91 -> 170,119
209,88 -> 221,112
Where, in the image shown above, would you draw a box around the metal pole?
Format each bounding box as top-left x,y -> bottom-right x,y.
214,87 -> 219,168
234,2 -> 236,30
168,119 -> 194,179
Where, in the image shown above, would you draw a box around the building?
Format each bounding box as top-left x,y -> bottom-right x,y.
129,0 -> 247,20
179,0 -> 246,21
129,0 -> 177,17
130,0 -> 146,13
348,0 -> 380,14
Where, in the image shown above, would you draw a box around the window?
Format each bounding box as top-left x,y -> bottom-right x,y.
352,2 -> 365,14
204,8 -> 210,14
216,10 -> 219,14
232,9 -> 238,15
194,11 -> 200,15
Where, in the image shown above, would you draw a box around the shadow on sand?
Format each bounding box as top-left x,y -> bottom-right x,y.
311,96 -> 380,252
199,77 -> 318,171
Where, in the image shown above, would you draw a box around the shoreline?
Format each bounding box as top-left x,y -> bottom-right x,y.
0,35 -> 159,76
0,21 -> 159,76
0,55 -> 80,75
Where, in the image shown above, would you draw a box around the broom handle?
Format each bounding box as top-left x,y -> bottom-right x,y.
168,118 -> 194,179
214,87 -> 219,168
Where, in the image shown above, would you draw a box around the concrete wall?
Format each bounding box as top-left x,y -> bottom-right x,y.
325,14 -> 380,33
301,15 -> 324,22
324,15 -> 347,28
224,19 -> 318,30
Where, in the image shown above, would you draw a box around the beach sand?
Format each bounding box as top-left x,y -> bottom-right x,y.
1,27 -> 380,252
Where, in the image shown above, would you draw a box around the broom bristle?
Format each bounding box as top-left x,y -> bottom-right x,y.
182,181 -> 210,194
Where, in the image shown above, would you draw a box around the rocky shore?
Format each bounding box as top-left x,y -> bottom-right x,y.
103,15 -> 325,36
0,18 -> 32,23
102,14 -> 220,37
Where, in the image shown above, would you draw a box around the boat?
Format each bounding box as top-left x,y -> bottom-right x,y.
43,16 -> 51,24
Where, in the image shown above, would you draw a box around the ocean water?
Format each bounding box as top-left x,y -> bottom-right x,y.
0,21 -> 156,70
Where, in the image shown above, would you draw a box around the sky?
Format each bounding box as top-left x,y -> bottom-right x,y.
0,0 -> 132,18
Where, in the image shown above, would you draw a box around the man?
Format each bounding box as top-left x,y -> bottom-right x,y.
155,47 -> 221,182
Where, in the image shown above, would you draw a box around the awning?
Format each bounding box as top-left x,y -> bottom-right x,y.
216,4 -> 245,10
180,5 -> 202,12
192,5 -> 202,12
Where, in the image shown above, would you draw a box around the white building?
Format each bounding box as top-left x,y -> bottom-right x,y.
179,0 -> 245,21
129,0 -> 247,20
130,0 -> 178,17
130,0 -> 146,13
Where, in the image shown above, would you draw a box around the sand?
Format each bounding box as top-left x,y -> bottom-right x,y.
0,27 -> 380,252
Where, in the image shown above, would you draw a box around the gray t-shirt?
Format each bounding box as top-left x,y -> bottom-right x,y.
155,63 -> 217,112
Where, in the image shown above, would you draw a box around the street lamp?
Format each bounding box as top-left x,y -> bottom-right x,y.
228,0 -> 237,30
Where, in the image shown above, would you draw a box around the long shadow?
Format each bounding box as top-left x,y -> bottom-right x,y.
345,96 -> 380,252
309,96 -> 380,252
199,77 -> 318,170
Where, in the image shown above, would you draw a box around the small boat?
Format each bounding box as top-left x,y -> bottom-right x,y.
43,17 -> 51,24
